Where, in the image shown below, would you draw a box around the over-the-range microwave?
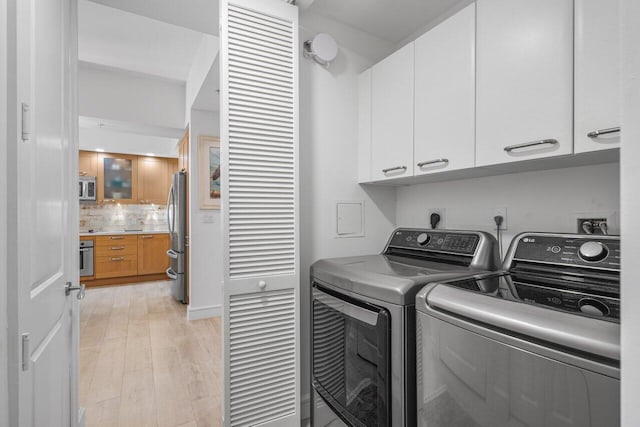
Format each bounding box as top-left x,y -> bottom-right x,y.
79,176 -> 96,201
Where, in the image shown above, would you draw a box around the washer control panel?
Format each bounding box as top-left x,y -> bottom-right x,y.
513,235 -> 620,270
387,229 -> 479,255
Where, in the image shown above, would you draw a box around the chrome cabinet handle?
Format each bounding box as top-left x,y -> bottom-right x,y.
110,246 -> 125,250
110,236 -> 124,240
504,139 -> 558,153
65,282 -> 86,300
382,166 -> 407,174
110,257 -> 125,261
141,235 -> 153,239
417,158 -> 449,168
587,127 -> 620,138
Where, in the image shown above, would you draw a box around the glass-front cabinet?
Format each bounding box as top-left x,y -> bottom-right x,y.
97,153 -> 138,204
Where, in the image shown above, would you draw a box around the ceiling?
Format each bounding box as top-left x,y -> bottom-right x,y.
79,0 -> 206,81
86,0 -> 219,36
306,0 -> 469,45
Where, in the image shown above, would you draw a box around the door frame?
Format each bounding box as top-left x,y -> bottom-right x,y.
3,0 -> 81,425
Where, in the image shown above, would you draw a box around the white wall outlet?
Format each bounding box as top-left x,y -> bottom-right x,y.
493,207 -> 508,230
427,208 -> 446,229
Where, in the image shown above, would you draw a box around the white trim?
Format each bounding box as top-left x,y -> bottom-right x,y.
187,304 -> 222,320
0,0 -> 9,423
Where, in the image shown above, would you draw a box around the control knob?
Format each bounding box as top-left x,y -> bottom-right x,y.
578,298 -> 610,317
416,233 -> 430,246
578,241 -> 609,262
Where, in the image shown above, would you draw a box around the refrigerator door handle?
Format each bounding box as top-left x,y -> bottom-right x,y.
166,268 -> 178,280
166,249 -> 179,259
166,184 -> 175,234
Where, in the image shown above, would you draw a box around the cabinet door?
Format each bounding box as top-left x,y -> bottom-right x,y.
137,234 -> 170,275
574,0 -> 621,153
78,150 -> 98,177
414,3 -> 475,176
371,43 -> 414,181
138,156 -> 169,204
476,0 -> 573,166
97,153 -> 138,204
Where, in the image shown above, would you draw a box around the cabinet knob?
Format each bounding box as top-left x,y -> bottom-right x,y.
258,280 -> 267,290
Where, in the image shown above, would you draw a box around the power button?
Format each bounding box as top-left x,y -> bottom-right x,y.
551,246 -> 561,254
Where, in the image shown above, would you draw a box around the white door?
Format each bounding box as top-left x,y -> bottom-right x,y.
414,3 -> 476,176
15,0 -> 79,426
220,0 -> 300,425
371,43 -> 414,181
476,0 -> 574,166
574,0 -> 622,153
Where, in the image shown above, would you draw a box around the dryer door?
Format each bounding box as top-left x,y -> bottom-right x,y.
312,284 -> 391,427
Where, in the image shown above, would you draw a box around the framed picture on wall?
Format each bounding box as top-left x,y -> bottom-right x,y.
198,135 -> 221,210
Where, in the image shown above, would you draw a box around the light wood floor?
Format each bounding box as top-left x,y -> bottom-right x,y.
80,281 -> 222,427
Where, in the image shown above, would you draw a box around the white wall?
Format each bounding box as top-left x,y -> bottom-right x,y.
187,108 -> 222,320
185,35 -> 219,123
79,63 -> 185,128
621,0 -> 640,424
298,26 -> 397,416
1,0 -> 9,423
396,163 -> 620,250
79,127 -> 179,158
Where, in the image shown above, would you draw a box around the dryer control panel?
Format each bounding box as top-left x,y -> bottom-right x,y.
387,229 -> 480,255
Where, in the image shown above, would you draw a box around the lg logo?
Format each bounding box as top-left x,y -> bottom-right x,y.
523,237 -> 536,243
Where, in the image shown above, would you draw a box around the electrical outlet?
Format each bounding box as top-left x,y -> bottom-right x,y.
427,208 -> 446,229
577,218 -> 608,235
493,207 -> 508,230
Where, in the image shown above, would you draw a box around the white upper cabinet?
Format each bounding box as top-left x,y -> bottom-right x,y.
371,43 -> 414,181
574,0 -> 621,153
414,3 -> 476,176
476,0 -> 574,166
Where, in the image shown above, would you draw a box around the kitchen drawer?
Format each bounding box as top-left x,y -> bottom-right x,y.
96,235 -> 138,246
95,243 -> 137,256
95,255 -> 138,279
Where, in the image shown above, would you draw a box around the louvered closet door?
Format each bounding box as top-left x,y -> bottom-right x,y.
220,0 -> 299,426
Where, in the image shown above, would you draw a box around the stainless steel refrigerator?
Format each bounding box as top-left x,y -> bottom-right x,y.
166,171 -> 187,303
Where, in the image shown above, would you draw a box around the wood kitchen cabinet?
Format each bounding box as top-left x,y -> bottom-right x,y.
574,0 -> 621,153
137,234 -> 170,275
475,0 -> 574,166
138,156 -> 169,204
94,235 -> 138,279
413,3 -> 475,176
370,42 -> 414,181
79,151 -> 98,177
97,153 -> 138,204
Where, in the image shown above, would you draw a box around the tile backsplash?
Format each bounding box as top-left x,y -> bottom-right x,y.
80,203 -> 168,233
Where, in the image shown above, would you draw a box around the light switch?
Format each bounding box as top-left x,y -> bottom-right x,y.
202,214 -> 215,224
336,201 -> 364,237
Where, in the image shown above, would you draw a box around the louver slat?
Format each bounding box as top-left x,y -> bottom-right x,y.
228,290 -> 296,425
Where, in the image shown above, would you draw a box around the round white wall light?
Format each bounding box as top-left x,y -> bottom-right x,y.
303,33 -> 338,67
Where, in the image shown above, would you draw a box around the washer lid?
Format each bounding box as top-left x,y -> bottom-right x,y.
311,254 -> 490,305
416,275 -> 620,363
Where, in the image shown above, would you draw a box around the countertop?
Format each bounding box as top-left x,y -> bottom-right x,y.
80,230 -> 170,237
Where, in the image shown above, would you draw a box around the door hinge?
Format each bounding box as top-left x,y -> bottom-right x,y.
21,333 -> 30,371
21,103 -> 30,141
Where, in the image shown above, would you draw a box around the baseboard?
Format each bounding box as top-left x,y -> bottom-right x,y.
187,304 -> 222,320
301,392 -> 311,422
78,407 -> 86,427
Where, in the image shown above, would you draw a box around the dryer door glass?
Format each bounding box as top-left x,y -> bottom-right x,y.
312,284 -> 390,427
